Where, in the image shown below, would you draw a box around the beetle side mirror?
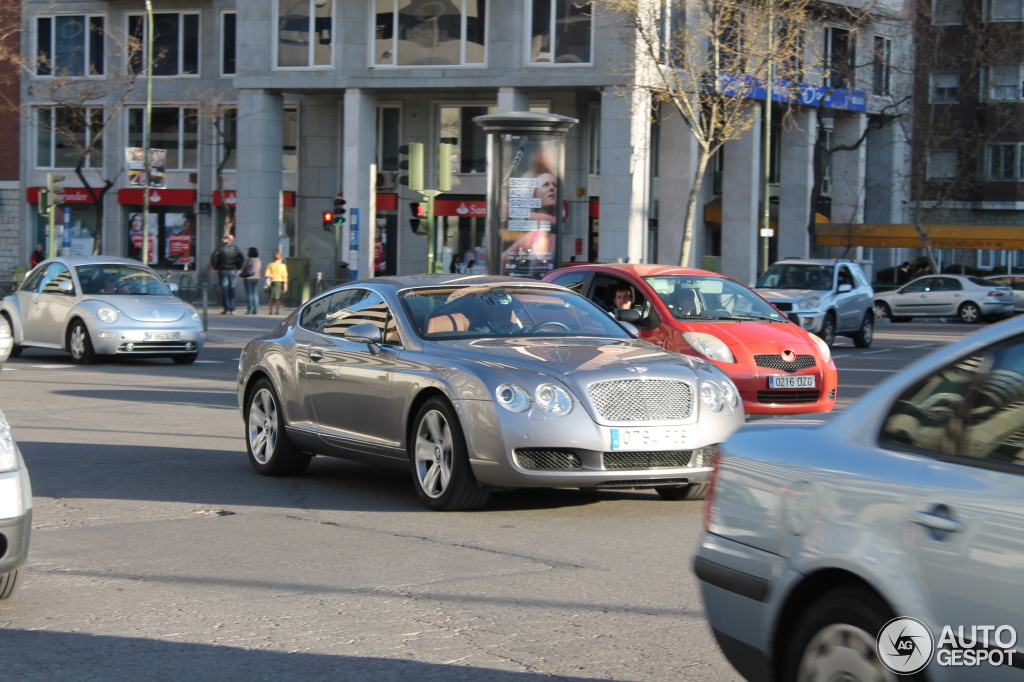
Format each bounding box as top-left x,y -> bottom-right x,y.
57,280 -> 74,295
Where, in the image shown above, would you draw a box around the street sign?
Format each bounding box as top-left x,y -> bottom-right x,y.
349,208 -> 360,280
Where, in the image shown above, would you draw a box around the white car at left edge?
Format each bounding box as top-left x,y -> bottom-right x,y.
0,320 -> 32,599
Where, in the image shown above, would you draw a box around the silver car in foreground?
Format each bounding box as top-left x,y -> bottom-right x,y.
0,324 -> 31,599
695,316 -> 1024,681
237,275 -> 745,510
0,256 -> 204,364
875,273 -> 1014,324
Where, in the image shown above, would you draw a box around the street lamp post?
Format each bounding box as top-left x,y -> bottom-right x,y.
759,2 -> 774,276
142,1 -> 154,264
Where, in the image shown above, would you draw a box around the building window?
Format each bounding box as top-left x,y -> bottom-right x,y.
439,105 -> 490,173
283,105 -> 299,172
872,36 -> 893,96
657,0 -> 685,67
932,0 -> 963,23
926,150 -> 957,179
718,7 -> 746,72
128,12 -> 199,76
374,0 -> 486,66
930,72 -> 960,103
127,107 -> 198,170
985,143 -> 1021,181
377,106 -> 400,172
985,64 -> 1024,101
777,20 -> 804,83
37,15 -> 105,77
276,0 -> 332,68
986,0 -> 1024,20
588,106 -> 600,175
824,27 -> 854,90
36,107 -> 104,169
530,0 -> 592,64
221,11 -> 236,76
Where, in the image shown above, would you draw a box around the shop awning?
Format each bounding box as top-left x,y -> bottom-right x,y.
815,223 -> 1024,249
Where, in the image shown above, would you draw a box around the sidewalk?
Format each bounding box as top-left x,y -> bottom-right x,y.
201,307 -> 297,346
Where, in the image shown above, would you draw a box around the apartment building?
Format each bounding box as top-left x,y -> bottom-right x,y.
18,1 -> 911,287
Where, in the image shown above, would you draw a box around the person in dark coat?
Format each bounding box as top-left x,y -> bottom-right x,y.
210,233 -> 244,314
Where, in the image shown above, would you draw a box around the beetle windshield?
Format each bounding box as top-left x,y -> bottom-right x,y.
644,275 -> 788,322
76,264 -> 171,296
402,285 -> 633,339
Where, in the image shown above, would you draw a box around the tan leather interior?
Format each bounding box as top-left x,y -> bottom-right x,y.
425,312 -> 471,334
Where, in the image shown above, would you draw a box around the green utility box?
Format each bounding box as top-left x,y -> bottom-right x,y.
286,257 -> 310,306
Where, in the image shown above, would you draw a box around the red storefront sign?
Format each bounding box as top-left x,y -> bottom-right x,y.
211,190 -> 298,207
27,187 -> 97,204
433,199 -> 486,217
118,188 -> 198,205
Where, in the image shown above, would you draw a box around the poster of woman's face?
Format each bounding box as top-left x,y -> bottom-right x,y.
127,212 -> 157,264
500,134 -> 561,277
165,212 -> 195,265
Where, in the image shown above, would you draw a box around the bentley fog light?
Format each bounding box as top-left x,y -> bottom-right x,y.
700,381 -> 724,412
535,383 -> 573,416
97,307 -> 119,324
496,384 -> 530,413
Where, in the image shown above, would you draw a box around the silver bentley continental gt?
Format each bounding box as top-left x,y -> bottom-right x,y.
237,275 -> 746,511
0,257 -> 204,364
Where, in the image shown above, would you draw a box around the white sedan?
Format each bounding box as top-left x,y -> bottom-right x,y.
875,274 -> 1014,323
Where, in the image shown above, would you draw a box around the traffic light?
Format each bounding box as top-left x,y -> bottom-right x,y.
437,142 -> 453,192
334,195 -> 347,225
398,143 -> 424,192
322,210 -> 334,231
409,202 -> 425,235
47,172 -> 65,209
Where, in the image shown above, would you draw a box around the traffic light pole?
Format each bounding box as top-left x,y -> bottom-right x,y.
418,190 -> 442,273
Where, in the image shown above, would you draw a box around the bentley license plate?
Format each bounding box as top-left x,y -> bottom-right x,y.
769,374 -> 816,389
144,331 -> 181,342
610,427 -> 687,450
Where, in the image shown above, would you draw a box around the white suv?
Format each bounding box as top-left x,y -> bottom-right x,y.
755,258 -> 875,347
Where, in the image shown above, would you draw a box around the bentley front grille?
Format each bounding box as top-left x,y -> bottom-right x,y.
587,379 -> 693,422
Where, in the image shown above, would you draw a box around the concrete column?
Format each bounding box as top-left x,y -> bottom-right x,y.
720,103 -> 761,284
598,87 -> 651,264
657,107 -> 698,266
297,94 -> 342,278
778,109 -> 816,259
830,113 -> 867,227
343,89 -> 378,279
236,89 -> 283,266
498,88 -> 530,113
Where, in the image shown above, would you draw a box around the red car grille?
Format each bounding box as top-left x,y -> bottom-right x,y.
754,354 -> 816,373
756,389 -> 821,404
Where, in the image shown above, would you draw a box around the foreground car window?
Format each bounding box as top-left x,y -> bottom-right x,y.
644,275 -> 787,322
76,265 -> 170,296
402,285 -> 630,339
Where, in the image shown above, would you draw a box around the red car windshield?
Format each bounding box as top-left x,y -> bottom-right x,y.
643,275 -> 787,322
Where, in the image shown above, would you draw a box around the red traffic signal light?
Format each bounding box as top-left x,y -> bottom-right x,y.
322,210 -> 334,231
409,202 -> 425,235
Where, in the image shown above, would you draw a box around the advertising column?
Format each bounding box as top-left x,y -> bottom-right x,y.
473,112 -> 577,278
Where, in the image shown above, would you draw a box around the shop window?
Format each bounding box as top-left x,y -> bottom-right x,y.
126,209 -> 196,268
375,0 -> 486,66
127,107 -> 198,170
221,11 -> 236,76
128,12 -> 199,76
36,106 -> 103,169
276,0 -> 332,68
37,14 -> 105,77
530,0 -> 592,64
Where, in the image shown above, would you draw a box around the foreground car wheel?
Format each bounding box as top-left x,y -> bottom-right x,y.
655,483 -> 708,500
819,313 -> 836,346
246,379 -> 310,476
785,587 -> 914,682
411,397 -> 490,511
0,315 -> 21,358
67,320 -> 96,364
0,569 -> 21,599
958,301 -> 982,324
852,311 -> 874,348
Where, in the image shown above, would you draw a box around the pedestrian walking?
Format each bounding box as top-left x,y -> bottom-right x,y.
896,261 -> 911,285
210,232 -> 244,315
30,244 -> 45,267
240,247 -> 262,315
265,252 -> 288,315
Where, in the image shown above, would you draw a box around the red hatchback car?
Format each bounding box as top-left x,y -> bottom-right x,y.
544,264 -> 838,415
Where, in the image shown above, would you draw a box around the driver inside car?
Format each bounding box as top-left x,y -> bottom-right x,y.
472,293 -> 524,334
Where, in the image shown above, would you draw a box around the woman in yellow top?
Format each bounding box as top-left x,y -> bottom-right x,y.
264,252 -> 288,314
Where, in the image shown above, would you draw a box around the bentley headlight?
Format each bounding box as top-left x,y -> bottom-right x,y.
0,414 -> 17,473
700,381 -> 724,412
97,307 -> 119,324
535,383 -> 573,416
496,384 -> 530,413
683,332 -> 736,363
809,333 -> 832,363
720,379 -> 739,408
795,297 -> 821,311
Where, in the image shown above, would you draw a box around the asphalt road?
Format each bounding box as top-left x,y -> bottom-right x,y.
0,314 -> 983,681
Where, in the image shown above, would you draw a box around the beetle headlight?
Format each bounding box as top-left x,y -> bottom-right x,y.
809,333 -> 832,363
0,414 -> 17,473
188,306 -> 201,324
700,381 -> 724,412
795,297 -> 821,311
496,384 -> 530,413
683,332 -> 735,363
535,383 -> 573,415
97,307 -> 119,324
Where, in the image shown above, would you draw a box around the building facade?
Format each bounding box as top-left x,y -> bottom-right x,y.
17,0 -> 913,289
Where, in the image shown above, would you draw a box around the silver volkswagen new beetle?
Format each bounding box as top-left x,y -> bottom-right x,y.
0,256 -> 204,364
237,275 -> 746,510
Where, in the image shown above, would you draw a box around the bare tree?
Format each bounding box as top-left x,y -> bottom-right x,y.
189,88 -> 237,239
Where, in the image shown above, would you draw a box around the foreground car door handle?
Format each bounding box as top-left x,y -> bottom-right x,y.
309,350 -> 324,362
911,508 -> 964,534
